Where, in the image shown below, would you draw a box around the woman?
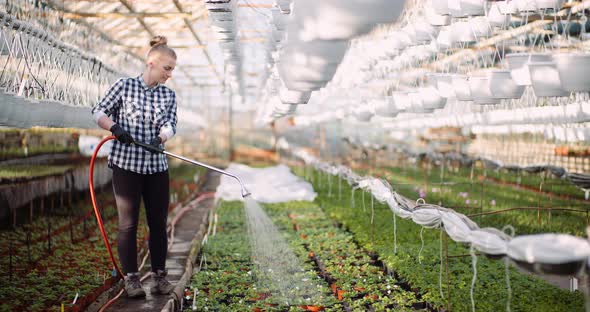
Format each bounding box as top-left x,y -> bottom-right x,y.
91,35 -> 178,298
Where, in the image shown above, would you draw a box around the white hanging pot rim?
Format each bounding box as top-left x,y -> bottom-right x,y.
552,53 -> 590,92
528,61 -> 570,97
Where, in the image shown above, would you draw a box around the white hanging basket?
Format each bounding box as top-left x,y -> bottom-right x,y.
497,0 -> 518,14
469,16 -> 493,39
460,0 -> 486,16
505,53 -> 553,86
528,61 -> 570,97
391,92 -> 410,112
292,0 -> 407,41
352,105 -> 375,122
418,87 -> 447,110
469,76 -> 501,105
374,98 -> 400,117
410,19 -> 441,44
278,40 -> 347,91
428,73 -> 457,98
425,6 -> 452,26
448,0 -> 485,17
552,53 -> 590,92
488,70 -> 525,99
450,21 -> 476,44
452,75 -> 473,101
507,233 -> 590,275
487,3 -> 511,27
431,0 -> 451,15
516,0 -> 564,13
435,26 -> 454,50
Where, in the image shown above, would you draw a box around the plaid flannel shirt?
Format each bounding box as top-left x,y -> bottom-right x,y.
92,76 -> 177,174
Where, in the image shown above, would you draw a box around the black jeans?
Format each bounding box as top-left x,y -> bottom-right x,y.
112,165 -> 169,274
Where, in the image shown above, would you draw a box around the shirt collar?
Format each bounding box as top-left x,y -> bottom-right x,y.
138,75 -> 160,91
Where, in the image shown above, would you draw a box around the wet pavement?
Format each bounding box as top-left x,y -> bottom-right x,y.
96,171 -> 220,312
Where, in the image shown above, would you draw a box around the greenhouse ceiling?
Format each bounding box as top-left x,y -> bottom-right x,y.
0,0 -> 589,138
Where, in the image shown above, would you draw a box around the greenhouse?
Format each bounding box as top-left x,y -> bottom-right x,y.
0,0 -> 589,311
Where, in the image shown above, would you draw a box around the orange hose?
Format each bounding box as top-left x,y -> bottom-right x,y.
89,136 -> 123,279
91,137 -> 214,311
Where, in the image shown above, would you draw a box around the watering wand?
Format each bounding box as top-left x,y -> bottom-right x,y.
133,141 -> 252,198
90,137 -> 251,280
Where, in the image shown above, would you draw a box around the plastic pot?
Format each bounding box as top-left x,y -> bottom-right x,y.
428,73 -> 456,98
488,3 -> 511,27
469,76 -> 501,104
431,0 -> 451,15
418,87 -> 447,110
498,0 -> 518,14
374,97 -> 401,117
552,53 -> 590,92
448,0 -> 486,16
534,0 -> 565,10
507,233 -> 590,275
469,16 -> 493,39
452,75 -> 473,101
513,259 -> 586,275
489,70 -> 525,99
528,61 -> 570,97
505,53 -> 553,86
460,0 -> 486,16
436,26 -> 453,50
292,0 -> 407,40
426,6 -> 451,26
516,0 -> 564,12
411,19 -> 441,43
352,107 -> 374,122
450,21 -> 476,43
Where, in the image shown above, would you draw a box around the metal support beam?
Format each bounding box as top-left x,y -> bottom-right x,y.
124,44 -> 207,49
172,0 -> 223,85
61,11 -> 193,19
118,0 -> 155,37
237,3 -> 274,8
44,0 -> 145,65
118,0 -> 199,86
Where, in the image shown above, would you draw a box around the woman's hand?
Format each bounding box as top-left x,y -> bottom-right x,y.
110,124 -> 134,144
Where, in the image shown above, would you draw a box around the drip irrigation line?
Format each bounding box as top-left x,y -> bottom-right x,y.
290,146 -> 590,279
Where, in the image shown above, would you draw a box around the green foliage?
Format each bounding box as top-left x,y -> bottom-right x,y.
300,166 -> 586,312
0,164 -> 74,180
0,165 -> 198,311
168,163 -> 206,184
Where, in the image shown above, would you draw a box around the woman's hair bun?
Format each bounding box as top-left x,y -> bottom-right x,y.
150,35 -> 168,48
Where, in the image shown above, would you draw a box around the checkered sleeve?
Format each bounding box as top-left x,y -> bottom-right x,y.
160,91 -> 177,141
91,78 -> 126,120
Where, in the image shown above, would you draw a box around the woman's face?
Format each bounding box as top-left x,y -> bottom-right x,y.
148,53 -> 176,84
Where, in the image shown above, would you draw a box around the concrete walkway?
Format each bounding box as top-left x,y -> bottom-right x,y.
88,171 -> 219,312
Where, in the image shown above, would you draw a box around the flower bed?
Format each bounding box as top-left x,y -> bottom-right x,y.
0,128 -> 78,161
0,193 -> 137,311
380,165 -> 587,237
187,200 -> 429,311
297,166 -> 586,312
0,163 -> 204,311
0,164 -> 75,181
264,201 -> 426,311
186,201 -> 337,311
